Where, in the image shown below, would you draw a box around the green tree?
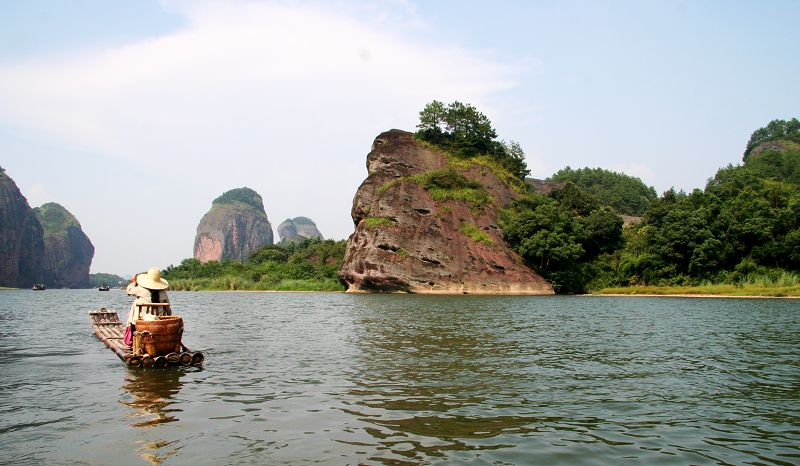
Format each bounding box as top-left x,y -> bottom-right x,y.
549,167 -> 657,215
417,100 -> 447,142
498,140 -> 531,180
500,186 -> 624,293
415,100 -> 531,180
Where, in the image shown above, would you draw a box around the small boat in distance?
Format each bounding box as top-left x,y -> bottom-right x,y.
98,284 -> 110,291
32,284 -> 46,291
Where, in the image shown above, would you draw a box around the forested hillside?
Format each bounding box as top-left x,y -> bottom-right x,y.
500,118 -> 800,293
548,167 -> 657,216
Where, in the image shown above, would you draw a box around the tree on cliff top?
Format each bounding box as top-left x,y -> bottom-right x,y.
416,100 -> 530,180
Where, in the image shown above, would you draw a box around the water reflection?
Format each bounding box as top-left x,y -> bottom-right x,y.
120,369 -> 187,464
343,298 -> 535,463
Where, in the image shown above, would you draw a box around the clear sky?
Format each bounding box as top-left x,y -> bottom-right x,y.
1,0 -> 798,277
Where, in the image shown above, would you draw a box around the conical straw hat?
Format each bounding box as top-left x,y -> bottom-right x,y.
137,267 -> 169,290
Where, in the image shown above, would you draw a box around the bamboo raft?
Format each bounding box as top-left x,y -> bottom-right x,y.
89,308 -> 204,368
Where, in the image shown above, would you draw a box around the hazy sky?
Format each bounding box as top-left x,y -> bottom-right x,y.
1,0 -> 798,277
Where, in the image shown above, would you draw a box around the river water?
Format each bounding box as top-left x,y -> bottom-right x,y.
0,290 -> 798,465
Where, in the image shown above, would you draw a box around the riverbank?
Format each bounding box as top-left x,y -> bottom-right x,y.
594,284 -> 800,298
167,277 -> 345,292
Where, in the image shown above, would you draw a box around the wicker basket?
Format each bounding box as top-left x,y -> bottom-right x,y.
136,316 -> 184,356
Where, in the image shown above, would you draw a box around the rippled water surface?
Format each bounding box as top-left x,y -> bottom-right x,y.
1,290 -> 799,465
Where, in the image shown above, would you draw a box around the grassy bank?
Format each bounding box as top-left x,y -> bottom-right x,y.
596,284 -> 800,297
162,239 -> 347,292
168,276 -> 344,292
596,272 -> 800,297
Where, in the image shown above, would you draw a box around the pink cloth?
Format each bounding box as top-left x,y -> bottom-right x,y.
123,325 -> 133,346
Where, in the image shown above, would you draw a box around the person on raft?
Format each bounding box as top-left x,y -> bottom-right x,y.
124,267 -> 171,346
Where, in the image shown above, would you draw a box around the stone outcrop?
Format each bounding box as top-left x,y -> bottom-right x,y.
526,178 -> 564,195
194,187 -> 273,262
338,130 -> 554,295
33,203 -> 94,288
277,217 -> 324,243
748,139 -> 800,158
0,166 -> 44,287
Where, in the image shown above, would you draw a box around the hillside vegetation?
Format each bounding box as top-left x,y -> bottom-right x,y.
89,273 -> 126,288
417,108 -> 800,295
212,187 -> 265,210
744,118 -> 800,159
548,167 -> 657,216
588,120 -> 800,295
163,239 -> 346,291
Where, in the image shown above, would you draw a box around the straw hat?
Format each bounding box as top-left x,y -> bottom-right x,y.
137,267 -> 169,290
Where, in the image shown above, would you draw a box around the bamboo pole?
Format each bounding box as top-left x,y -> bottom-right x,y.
93,329 -> 128,361
191,352 -> 205,366
141,355 -> 155,368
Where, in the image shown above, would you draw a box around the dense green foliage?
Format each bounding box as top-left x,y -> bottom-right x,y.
743,145 -> 800,184
416,100 -> 530,180
460,223 -> 493,245
744,118 -> 800,159
162,239 -> 346,291
500,183 -> 623,293
363,217 -> 395,229
589,136 -> 800,291
501,120 -> 800,294
548,167 -> 657,216
411,168 -> 492,207
212,187 -> 265,211
33,203 -> 80,236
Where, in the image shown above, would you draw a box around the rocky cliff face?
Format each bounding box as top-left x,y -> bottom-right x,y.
338,130 -> 554,295
194,187 -> 273,262
277,216 -> 324,243
748,139 -> 800,158
33,203 -> 94,288
0,167 -> 44,288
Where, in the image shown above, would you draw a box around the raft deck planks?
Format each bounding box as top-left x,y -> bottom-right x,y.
89,308 -> 204,368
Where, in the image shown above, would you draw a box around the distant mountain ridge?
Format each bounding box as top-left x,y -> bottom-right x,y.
33,202 -> 94,288
0,167 -> 93,288
278,216 -> 324,243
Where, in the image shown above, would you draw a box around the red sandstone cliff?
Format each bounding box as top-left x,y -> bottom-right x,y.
338,130 -> 553,295
194,187 -> 274,262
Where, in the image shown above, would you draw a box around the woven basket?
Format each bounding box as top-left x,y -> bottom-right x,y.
136,315 -> 183,356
